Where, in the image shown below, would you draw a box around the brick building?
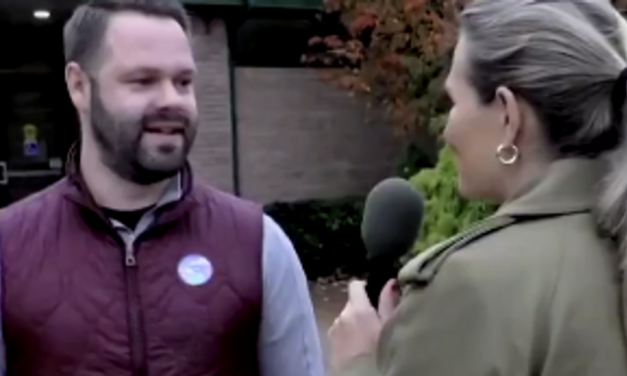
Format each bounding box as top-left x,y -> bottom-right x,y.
0,0 -> 403,207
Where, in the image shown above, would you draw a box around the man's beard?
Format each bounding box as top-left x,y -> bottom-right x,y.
89,87 -> 197,186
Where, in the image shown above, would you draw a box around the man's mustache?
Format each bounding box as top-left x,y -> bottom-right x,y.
141,111 -> 192,129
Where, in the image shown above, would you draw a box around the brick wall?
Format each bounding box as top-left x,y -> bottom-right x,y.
235,68 -> 403,204
189,17 -> 234,192
190,17 -> 404,204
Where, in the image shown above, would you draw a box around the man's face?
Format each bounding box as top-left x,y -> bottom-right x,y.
88,11 -> 197,185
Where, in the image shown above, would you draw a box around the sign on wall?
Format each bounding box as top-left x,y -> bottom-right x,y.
22,124 -> 41,157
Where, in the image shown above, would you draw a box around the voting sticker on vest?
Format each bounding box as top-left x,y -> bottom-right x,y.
178,254 -> 213,286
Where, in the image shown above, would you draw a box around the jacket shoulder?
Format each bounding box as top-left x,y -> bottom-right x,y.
0,179 -> 68,228
396,213 -> 613,338
190,183 -> 264,245
466,213 -> 612,272
402,213 -> 607,288
191,183 -> 262,217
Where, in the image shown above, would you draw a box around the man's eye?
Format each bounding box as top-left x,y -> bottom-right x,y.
177,78 -> 192,87
131,78 -> 155,86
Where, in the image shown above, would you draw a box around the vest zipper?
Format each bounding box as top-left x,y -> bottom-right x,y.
124,239 -> 147,376
126,240 -> 137,267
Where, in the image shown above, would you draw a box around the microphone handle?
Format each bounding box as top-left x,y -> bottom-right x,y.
365,256 -> 399,308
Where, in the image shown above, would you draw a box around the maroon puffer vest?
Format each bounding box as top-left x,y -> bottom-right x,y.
0,166 -> 263,376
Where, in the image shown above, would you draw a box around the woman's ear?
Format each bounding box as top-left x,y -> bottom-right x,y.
495,86 -> 522,146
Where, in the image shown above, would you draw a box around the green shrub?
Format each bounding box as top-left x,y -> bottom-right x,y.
264,197 -> 367,280
396,135 -> 439,179
410,144 -> 497,254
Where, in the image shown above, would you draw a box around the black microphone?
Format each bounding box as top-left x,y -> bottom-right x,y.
361,177 -> 424,308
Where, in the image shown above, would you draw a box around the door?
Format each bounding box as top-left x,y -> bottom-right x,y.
0,69 -> 74,208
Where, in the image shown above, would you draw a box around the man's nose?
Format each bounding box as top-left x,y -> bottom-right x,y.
156,80 -> 186,108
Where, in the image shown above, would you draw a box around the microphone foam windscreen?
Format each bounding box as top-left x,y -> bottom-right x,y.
361,177 -> 424,260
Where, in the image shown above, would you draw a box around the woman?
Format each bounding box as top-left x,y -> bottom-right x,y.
329,1 -> 627,375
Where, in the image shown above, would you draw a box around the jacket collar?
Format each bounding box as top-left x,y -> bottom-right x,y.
402,158 -> 605,286
62,142 -> 196,225
495,157 -> 604,218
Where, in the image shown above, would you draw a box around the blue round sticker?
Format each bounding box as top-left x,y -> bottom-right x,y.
177,254 -> 213,286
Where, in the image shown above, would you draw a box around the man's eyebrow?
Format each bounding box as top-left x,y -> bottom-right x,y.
120,67 -> 197,76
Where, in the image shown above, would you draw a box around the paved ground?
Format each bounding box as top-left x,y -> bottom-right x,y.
309,281 -> 347,369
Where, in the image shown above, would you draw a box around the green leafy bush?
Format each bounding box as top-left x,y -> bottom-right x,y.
410,143 -> 497,254
264,197 -> 367,280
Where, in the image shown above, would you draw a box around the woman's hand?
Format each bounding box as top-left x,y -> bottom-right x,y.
328,279 -> 400,372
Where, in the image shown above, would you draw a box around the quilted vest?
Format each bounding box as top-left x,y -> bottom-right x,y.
0,159 -> 264,376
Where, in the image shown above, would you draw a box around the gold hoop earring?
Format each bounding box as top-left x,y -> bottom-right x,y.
496,144 -> 519,165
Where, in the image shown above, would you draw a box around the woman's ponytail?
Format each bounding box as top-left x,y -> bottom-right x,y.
596,6 -> 627,345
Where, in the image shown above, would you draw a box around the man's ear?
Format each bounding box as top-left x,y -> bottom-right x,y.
65,62 -> 91,113
495,85 -> 522,146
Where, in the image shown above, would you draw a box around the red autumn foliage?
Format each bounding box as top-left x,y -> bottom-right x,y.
304,0 -> 464,135
349,10 -> 378,36
305,0 -> 627,135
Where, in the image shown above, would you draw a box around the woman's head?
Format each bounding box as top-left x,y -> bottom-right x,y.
445,0 -> 626,203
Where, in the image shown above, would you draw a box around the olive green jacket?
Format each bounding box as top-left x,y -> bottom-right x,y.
339,158 -> 627,376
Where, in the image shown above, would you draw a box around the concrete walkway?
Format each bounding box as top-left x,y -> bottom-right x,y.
309,281 -> 347,369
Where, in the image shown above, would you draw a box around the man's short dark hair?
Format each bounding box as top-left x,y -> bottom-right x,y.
63,0 -> 190,72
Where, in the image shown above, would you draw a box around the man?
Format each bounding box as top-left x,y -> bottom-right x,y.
0,0 -> 324,375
